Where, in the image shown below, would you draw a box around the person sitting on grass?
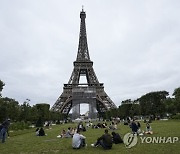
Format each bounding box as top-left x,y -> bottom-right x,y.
70,127 -> 76,136
65,127 -> 73,138
136,121 -> 143,135
91,129 -> 113,150
114,123 -> 118,130
35,128 -> 40,136
78,122 -> 86,132
109,122 -> 114,130
38,127 -> 46,136
111,132 -> 123,144
72,129 -> 86,149
57,129 -> 66,138
131,119 -> 138,135
102,122 -> 107,128
145,123 -> 153,134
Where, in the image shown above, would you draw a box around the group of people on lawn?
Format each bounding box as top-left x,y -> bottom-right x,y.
130,119 -> 153,135
57,127 -> 77,138
55,121 -> 123,149
70,120 -> 153,150
0,118 -> 152,148
72,129 -> 123,149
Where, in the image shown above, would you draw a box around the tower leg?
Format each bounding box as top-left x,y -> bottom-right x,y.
72,102 -> 80,120
89,100 -> 97,119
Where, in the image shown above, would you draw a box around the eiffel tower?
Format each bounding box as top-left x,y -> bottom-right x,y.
51,8 -> 117,119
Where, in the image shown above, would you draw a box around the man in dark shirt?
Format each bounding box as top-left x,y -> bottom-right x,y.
131,120 -> 138,134
91,129 -> 112,149
112,132 -> 123,144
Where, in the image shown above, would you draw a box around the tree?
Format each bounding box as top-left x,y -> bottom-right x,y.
29,105 -> 39,123
49,111 -> 65,122
0,99 -> 8,122
0,80 -> 5,97
129,103 -> 141,117
138,91 -> 169,117
164,97 -> 176,115
19,101 -> 32,122
0,97 -> 20,122
35,103 -> 50,127
110,108 -> 119,118
173,87 -> 180,113
105,110 -> 111,120
118,103 -> 132,119
173,87 -> 180,99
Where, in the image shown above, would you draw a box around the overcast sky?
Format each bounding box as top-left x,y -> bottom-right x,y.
0,0 -> 180,113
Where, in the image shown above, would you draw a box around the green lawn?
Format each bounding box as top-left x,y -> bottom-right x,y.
0,120 -> 180,154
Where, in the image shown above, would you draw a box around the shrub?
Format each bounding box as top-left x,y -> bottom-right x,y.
9,121 -> 31,130
171,114 -> 180,119
56,120 -> 60,124
36,117 -> 44,127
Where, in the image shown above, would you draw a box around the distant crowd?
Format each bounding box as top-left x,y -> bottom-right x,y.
0,117 -> 153,151
54,119 -> 153,150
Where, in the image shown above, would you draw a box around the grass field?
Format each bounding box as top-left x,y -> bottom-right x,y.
0,120 -> 180,154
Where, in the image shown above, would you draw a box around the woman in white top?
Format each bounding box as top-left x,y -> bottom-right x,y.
72,129 -> 86,149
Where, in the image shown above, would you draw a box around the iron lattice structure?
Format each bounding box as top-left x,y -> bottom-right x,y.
51,9 -> 117,119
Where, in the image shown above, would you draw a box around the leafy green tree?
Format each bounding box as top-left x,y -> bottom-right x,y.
129,103 -> 141,117
49,111 -> 65,122
0,97 -> 20,122
19,101 -> 32,122
35,103 -> 50,126
110,108 -> 119,117
0,80 -> 5,96
49,111 -> 58,122
0,99 -> 8,122
118,103 -> 132,119
29,105 -> 39,123
105,110 -> 111,120
139,91 -> 169,117
173,87 -> 180,112
36,116 -> 44,127
173,87 -> 180,99
164,97 -> 176,115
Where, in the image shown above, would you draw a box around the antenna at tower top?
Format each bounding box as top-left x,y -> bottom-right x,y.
82,5 -> 84,11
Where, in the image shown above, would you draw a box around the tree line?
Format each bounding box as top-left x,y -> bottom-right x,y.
104,89 -> 180,120
0,80 -> 64,126
1,79 -> 180,126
